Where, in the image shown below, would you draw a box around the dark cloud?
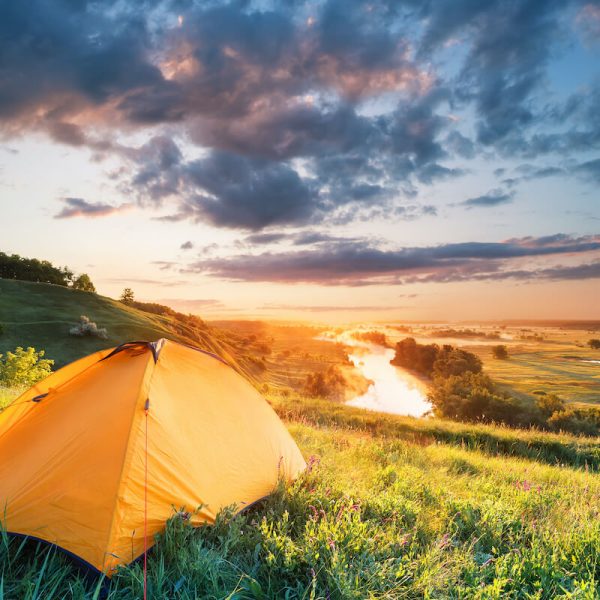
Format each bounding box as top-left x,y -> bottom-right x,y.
0,0 -> 597,232
402,261 -> 600,284
186,234 -> 600,285
54,197 -> 130,218
574,158 -> 600,183
461,189 -> 514,209
180,241 -> 193,250
181,151 -> 318,230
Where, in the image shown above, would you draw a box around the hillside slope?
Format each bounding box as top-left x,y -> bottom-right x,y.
0,278 -> 249,375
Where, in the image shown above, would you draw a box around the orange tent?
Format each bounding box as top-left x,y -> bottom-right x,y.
0,339 -> 305,575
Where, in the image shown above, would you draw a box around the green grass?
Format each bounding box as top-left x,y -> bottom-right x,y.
473,338 -> 600,406
2,387 -> 600,598
0,279 -> 252,376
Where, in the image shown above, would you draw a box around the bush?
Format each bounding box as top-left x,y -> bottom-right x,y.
588,339 -> 600,350
69,315 -> 108,339
428,372 -> 536,427
0,347 -> 54,387
548,408 -> 600,436
492,345 -> 509,359
304,366 -> 345,400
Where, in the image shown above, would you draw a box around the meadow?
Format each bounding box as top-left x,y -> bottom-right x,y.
2,386 -> 600,599
2,281 -> 600,598
380,323 -> 600,407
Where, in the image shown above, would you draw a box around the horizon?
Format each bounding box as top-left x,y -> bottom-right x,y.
2,0 -> 599,321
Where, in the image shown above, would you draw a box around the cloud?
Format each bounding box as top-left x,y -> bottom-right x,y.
402,261 -> 600,284
185,234 -> 600,285
54,197 -> 130,219
0,0 -> 597,233
181,151 -> 319,230
180,241 -> 193,250
461,189 -> 515,209
574,158 -> 600,183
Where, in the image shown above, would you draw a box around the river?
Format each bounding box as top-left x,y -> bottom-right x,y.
320,331 -> 432,417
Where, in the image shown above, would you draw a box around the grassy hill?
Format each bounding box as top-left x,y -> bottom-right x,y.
0,278 -> 252,376
1,388 -> 600,598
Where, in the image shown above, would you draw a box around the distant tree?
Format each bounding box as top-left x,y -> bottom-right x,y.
588,339 -> 600,350
72,273 -> 96,293
0,252 -> 73,286
0,347 -> 54,387
120,288 -> 135,304
492,345 -> 509,359
433,345 -> 482,377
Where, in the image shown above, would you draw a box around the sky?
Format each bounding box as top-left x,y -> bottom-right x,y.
1,0 -> 599,323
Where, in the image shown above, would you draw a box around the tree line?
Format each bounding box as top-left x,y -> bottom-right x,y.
392,337 -> 600,436
0,252 -> 95,292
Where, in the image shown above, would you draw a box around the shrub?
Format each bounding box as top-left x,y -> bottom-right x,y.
69,315 -> 108,339
588,339 -> 600,350
535,393 -> 565,418
548,408 -> 600,436
304,366 -> 345,400
428,372 -> 536,427
492,345 -> 509,359
0,347 -> 54,387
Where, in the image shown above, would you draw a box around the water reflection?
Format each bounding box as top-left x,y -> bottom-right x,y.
346,345 -> 431,417
319,330 -> 431,417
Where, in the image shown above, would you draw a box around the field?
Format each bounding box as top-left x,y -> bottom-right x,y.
2,386 -> 600,598
379,324 -> 600,407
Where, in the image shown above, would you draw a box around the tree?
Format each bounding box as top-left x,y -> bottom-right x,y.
120,288 -> 135,304
433,346 -> 482,377
588,339 -> 600,350
492,345 -> 509,359
0,252 -> 74,286
72,273 -> 96,293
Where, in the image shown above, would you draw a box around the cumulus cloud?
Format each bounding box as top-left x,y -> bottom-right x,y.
54,197 -> 130,219
0,0 -> 597,232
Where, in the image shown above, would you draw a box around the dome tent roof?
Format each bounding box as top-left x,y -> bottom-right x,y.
0,339 -> 305,574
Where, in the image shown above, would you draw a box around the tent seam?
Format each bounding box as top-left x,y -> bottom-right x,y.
101,350 -> 158,573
